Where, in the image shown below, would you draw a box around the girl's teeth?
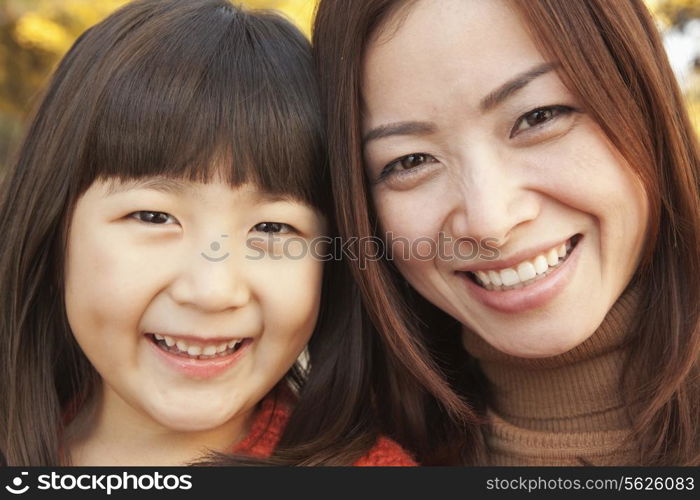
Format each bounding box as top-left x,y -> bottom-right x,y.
187,345 -> 202,356
546,248 -> 559,266
476,271 -> 490,286
152,334 -> 246,358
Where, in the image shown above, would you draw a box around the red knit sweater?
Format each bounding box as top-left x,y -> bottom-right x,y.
234,395 -> 417,466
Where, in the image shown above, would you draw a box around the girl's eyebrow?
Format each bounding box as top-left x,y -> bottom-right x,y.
253,192 -> 303,204
105,179 -> 307,207
105,177 -> 190,196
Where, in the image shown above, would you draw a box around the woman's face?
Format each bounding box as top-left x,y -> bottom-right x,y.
65,176 -> 325,435
361,0 -> 649,357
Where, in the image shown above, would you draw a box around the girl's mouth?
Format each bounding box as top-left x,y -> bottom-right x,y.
463,234 -> 582,291
146,333 -> 251,360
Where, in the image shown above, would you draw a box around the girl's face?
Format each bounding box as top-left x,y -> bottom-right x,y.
65,176 -> 325,434
361,0 -> 649,357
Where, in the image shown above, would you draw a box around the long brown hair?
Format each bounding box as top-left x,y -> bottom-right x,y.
313,0 -> 700,465
1,0 -> 386,466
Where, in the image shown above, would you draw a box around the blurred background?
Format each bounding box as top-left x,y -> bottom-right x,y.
0,0 -> 698,171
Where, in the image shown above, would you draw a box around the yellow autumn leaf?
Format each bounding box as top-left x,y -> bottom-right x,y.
14,12 -> 72,54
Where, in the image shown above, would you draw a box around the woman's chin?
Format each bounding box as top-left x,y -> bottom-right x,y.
466,320 -> 600,359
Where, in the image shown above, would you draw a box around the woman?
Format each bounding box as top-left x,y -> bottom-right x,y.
313,0 -> 700,465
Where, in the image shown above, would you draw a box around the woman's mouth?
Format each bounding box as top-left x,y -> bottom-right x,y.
464,234 -> 582,291
456,234 -> 584,314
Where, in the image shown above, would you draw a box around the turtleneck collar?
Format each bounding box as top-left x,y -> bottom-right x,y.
461,283 -> 641,432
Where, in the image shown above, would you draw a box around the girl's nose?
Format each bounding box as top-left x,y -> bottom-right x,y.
168,246 -> 251,312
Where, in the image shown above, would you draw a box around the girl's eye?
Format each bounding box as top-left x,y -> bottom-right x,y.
510,105 -> 576,137
378,152 -> 437,181
252,222 -> 295,234
129,211 -> 178,225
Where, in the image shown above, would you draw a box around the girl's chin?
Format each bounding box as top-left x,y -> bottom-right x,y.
145,407 -> 240,433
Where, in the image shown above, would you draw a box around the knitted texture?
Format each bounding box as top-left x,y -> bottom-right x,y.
234,395 -> 416,466
462,284 -> 642,465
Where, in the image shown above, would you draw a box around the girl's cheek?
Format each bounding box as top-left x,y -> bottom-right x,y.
255,257 -> 323,334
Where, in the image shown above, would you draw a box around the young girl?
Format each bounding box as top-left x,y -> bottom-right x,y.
313,0 -> 700,465
0,0 -> 416,466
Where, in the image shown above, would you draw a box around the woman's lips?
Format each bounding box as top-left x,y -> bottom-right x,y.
147,335 -> 252,379
457,235 -> 583,314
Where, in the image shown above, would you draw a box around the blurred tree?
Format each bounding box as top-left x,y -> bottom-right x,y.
650,0 -> 700,30
646,0 -> 700,134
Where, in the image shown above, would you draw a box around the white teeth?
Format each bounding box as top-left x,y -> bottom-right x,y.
202,345 -> 217,356
186,345 -> 202,356
557,244 -> 566,258
468,237 -> 578,290
500,268 -> 520,287
516,262 -> 537,282
476,271 -> 491,286
533,255 -> 549,275
153,334 -> 246,357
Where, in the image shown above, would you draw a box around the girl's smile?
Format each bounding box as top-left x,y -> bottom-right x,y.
146,332 -> 253,379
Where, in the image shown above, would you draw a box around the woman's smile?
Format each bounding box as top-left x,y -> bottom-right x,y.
455,234 -> 583,314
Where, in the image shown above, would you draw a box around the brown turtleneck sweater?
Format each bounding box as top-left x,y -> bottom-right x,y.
462,285 -> 642,466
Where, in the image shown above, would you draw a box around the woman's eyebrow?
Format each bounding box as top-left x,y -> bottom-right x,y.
105,177 -> 191,196
363,121 -> 437,146
479,62 -> 559,112
362,62 -> 559,146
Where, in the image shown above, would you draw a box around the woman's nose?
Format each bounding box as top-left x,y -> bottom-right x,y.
446,147 -> 539,247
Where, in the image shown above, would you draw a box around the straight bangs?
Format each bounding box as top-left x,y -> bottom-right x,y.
80,1 -> 325,209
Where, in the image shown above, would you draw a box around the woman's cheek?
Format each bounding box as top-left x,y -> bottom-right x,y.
374,182 -> 454,260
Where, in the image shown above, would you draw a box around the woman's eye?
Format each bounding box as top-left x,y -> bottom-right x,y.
379,152 -> 437,181
129,211 -> 178,225
510,105 -> 576,137
252,222 -> 295,234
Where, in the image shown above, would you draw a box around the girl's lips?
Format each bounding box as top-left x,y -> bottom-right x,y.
147,336 -> 252,379
457,235 -> 583,314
